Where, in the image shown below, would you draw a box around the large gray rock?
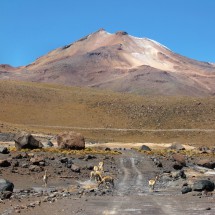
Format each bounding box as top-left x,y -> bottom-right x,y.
14,132 -> 43,150
0,179 -> 14,192
193,180 -> 214,192
57,131 -> 85,150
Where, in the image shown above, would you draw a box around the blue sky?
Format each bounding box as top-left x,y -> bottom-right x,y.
1,0 -> 215,66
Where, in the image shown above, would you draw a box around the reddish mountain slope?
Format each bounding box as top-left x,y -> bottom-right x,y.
1,29 -> 215,96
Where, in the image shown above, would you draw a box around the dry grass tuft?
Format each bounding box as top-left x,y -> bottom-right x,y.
9,147 -> 121,155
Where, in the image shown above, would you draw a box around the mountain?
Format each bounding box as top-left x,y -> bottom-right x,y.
1,29 -> 215,96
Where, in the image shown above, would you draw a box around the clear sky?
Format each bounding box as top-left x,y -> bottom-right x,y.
1,0 -> 215,67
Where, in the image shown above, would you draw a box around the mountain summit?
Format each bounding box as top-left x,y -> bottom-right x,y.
1,29 -> 215,96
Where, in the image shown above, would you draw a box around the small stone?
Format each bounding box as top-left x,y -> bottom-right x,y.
29,165 -> 43,172
60,157 -> 68,163
139,145 -> 151,151
71,164 -> 80,173
0,159 -> 11,167
0,146 -> 9,154
0,191 -> 13,199
181,186 -> 192,194
30,157 -> 45,165
85,155 -> 96,160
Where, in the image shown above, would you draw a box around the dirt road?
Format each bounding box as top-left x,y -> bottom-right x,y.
21,124 -> 215,133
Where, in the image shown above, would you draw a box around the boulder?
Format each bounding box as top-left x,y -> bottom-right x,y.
169,142 -> 185,151
193,180 -> 214,192
57,131 -> 85,150
0,146 -> 9,154
0,159 -> 11,167
14,132 -> 43,150
172,153 -> 186,166
140,145 -> 151,151
197,159 -> 215,169
0,179 -> 14,192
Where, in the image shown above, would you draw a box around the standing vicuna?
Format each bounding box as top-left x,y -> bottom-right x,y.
43,170 -> 48,187
148,175 -> 159,191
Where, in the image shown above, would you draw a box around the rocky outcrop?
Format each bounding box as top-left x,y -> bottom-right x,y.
14,132 -> 43,150
57,131 -> 85,150
115,31 -> 128,36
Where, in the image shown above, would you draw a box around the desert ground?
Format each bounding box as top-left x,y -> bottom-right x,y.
0,80 -> 215,214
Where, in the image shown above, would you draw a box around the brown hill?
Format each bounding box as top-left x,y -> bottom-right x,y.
0,80 -> 215,144
1,29 -> 215,96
